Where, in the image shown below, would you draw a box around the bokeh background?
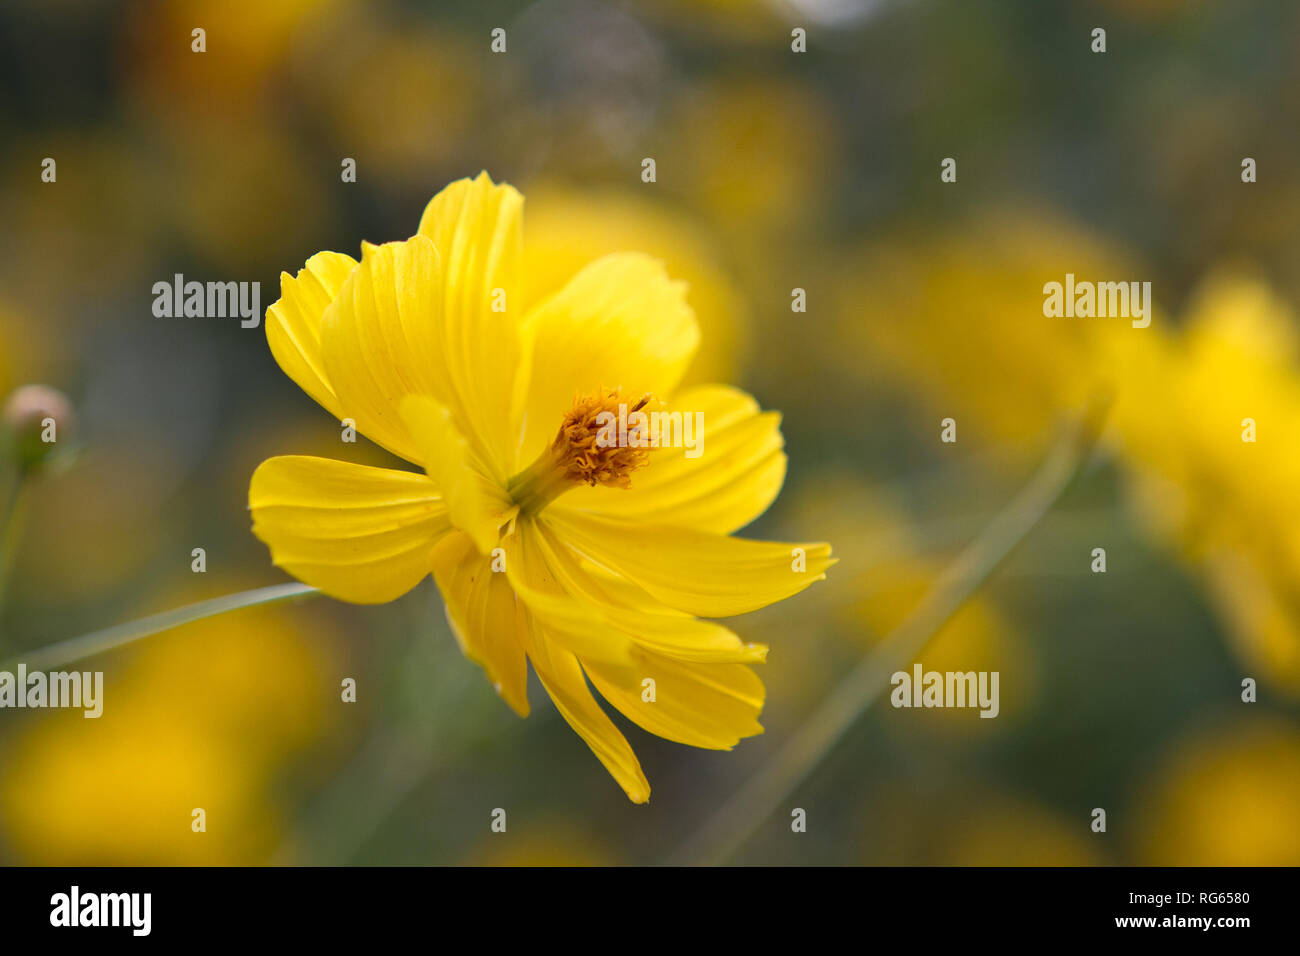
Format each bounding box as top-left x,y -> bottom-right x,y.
2,0 -> 1299,865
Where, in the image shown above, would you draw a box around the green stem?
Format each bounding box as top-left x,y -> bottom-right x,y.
666,400 -> 1110,866
0,468 -> 30,630
3,582 -> 322,672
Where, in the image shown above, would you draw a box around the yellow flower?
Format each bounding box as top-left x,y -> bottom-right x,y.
1135,719 -> 1300,865
666,76 -> 838,236
1,585 -> 335,864
829,210 -> 1140,463
522,184 -> 749,387
249,173 -> 833,802
1108,273 -> 1300,693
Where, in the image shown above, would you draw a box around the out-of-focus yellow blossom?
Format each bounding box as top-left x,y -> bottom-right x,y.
1200,550 -> 1300,694
1112,274 -> 1300,556
294,15 -> 482,182
125,588 -> 333,762
1136,719 -> 1300,865
830,210 -> 1143,462
523,186 -> 747,385
667,77 -> 838,236
161,114 -> 335,274
0,586 -> 337,864
125,0 -> 344,108
5,716 -> 270,866
249,173 -> 832,802
1110,273 -> 1300,693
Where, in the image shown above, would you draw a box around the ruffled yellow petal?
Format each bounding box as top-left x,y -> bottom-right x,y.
585,651 -> 765,750
528,517 -> 768,663
249,455 -> 451,604
264,250 -> 356,421
400,395 -> 516,555
545,511 -> 833,618
517,252 -> 699,464
417,172 -> 527,479
502,518 -> 634,666
319,236 -> 446,465
429,531 -> 530,717
519,613 -> 651,804
553,384 -> 786,534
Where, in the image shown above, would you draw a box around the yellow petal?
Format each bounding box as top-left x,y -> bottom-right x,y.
429,531 -> 530,717
545,511 -> 833,618
417,172 -> 527,479
249,455 -> 451,604
399,394 -> 516,555
553,384 -> 786,534
529,517 -> 768,664
522,185 -> 746,387
502,518 -> 634,666
585,651 -> 765,750
319,236 -> 447,466
519,614 -> 651,804
517,252 -> 699,464
264,250 -> 356,421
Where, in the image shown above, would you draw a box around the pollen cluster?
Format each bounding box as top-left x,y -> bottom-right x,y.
553,388 -> 653,488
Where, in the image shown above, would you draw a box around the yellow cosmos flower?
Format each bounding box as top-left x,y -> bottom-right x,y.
248,172 -> 833,802
1109,273 -> 1300,693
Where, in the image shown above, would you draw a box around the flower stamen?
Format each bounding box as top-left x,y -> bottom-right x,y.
508,387 -> 655,515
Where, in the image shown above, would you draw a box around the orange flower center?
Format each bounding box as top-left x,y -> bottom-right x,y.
508,387 -> 654,514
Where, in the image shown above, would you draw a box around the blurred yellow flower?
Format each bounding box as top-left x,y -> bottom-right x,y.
294,15 -> 483,182
1110,273 -> 1300,694
667,76 -> 838,236
831,210 -> 1141,461
5,717 -> 267,866
1136,719 -> 1300,865
162,114 -> 336,274
250,173 -> 833,802
126,0 -> 344,107
0,588 -> 336,864
523,185 -> 748,385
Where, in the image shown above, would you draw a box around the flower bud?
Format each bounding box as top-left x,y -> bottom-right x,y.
3,384 -> 75,471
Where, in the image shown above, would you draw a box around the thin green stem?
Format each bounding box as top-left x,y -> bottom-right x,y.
665,400 -> 1110,866
3,582 -> 322,672
0,468 -> 30,630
